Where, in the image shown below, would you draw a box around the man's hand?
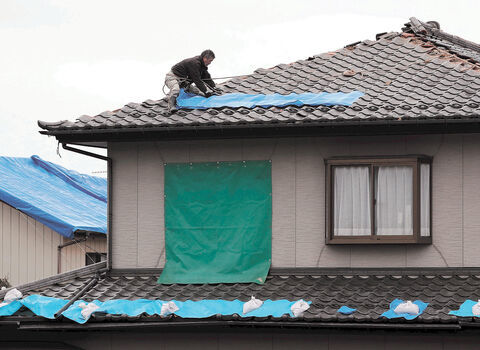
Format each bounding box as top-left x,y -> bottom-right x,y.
213,87 -> 223,95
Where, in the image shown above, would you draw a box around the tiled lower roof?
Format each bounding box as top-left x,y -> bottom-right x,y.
38,18 -> 480,137
4,264 -> 480,328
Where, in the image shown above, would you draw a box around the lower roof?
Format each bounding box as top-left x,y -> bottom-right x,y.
2,263 -> 480,330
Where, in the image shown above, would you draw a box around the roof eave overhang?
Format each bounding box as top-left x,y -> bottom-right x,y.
41,117 -> 480,145
9,319 -> 463,332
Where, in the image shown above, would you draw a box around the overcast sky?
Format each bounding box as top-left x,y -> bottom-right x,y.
2,0 -> 480,177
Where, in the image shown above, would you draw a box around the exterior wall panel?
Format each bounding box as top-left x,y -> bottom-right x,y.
26,216 -> 36,282
462,134 -> 480,266
110,142 -> 138,269
0,202 -> 106,286
2,204 -> 11,281
271,139 -> 296,267
137,142 -> 165,268
294,137 -> 324,267
110,134 -> 480,269
18,210 -> 28,284
430,135 -> 463,266
35,220 -> 44,280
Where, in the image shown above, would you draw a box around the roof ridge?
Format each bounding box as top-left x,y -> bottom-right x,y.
406,17 -> 480,59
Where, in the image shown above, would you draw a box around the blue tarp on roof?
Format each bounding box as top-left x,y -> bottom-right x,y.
176,89 -> 364,109
0,295 -> 311,324
0,155 -> 107,238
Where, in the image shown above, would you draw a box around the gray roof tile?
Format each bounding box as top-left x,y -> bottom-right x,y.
38,18 -> 480,135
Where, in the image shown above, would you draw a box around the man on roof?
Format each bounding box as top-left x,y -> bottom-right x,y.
165,49 -> 221,114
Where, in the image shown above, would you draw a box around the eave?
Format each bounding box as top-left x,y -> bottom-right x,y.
41,117 -> 480,146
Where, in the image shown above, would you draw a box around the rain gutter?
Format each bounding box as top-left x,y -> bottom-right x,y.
17,320 -> 462,331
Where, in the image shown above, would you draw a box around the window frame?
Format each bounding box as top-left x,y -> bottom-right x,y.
85,252 -> 107,265
325,155 -> 432,245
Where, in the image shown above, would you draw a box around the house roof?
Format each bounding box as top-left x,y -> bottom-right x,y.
0,155 -> 107,238
3,263 -> 480,330
38,17 -> 480,142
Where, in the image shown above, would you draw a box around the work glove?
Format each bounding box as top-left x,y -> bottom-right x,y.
204,92 -> 213,98
213,87 -> 223,95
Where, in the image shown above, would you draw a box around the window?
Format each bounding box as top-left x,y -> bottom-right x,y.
326,156 -> 432,244
86,252 -> 107,265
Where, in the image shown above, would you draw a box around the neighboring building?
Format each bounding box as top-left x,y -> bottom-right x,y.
2,17 -> 480,348
0,155 -> 107,286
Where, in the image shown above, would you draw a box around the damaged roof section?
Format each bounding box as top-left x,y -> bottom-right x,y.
38,17 -> 480,136
403,17 -> 480,64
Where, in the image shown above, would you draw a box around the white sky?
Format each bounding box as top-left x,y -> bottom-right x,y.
1,0 -> 480,176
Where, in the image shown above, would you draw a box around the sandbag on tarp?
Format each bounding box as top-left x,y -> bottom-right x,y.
0,155 -> 107,238
158,161 -> 271,285
176,89 -> 364,109
381,299 -> 428,320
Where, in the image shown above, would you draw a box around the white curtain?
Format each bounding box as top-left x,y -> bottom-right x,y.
420,163 -> 431,236
375,166 -> 413,235
334,166 -> 371,236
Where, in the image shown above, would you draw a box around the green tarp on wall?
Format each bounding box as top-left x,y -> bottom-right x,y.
158,161 -> 272,284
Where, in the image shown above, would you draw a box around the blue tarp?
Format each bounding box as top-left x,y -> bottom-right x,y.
0,300 -> 22,316
0,295 -> 311,324
0,155 -> 107,238
21,295 -> 70,319
338,305 -> 356,315
449,300 -> 480,317
381,299 -> 428,320
64,299 -> 310,324
176,89 -> 364,109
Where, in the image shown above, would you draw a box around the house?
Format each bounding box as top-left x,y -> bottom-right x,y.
0,155 -> 107,286
1,17 -> 480,348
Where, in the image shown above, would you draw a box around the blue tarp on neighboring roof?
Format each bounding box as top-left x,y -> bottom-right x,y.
0,155 -> 107,238
176,89 -> 364,109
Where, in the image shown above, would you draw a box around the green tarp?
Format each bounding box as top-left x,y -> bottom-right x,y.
158,161 -> 272,284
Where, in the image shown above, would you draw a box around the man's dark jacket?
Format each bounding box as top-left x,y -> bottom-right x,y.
171,56 -> 215,94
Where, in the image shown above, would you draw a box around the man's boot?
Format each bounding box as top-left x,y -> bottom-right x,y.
168,95 -> 178,114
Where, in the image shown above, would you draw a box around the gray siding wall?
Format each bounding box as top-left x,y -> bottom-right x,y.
0,201 -> 107,286
109,134 -> 480,269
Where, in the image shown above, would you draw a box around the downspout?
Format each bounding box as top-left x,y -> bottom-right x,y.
61,143 -> 113,271
53,269 -> 105,319
57,237 -> 88,274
